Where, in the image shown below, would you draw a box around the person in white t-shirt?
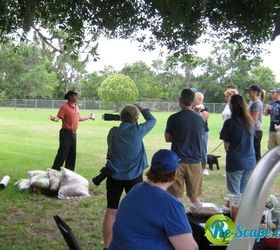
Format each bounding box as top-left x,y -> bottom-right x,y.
222,85 -> 239,123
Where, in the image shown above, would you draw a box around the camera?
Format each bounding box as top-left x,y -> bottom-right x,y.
92,166 -> 112,186
102,113 -> 121,121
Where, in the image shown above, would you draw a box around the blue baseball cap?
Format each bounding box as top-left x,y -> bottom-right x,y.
151,149 -> 180,173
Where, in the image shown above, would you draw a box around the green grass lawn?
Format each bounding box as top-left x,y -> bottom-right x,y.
0,108 -> 279,249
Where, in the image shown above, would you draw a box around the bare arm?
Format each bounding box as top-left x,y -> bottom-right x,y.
275,125 -> 280,132
165,132 -> 172,142
224,141 -> 230,152
263,105 -> 272,116
194,107 -> 209,122
79,113 -> 95,122
201,110 -> 209,121
49,115 -> 60,122
134,103 -> 144,112
251,110 -> 259,123
169,233 -> 198,250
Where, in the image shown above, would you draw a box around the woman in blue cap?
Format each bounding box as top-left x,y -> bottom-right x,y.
108,149 -> 198,250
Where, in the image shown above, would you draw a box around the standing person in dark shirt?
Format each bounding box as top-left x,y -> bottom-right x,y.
264,88 -> 280,149
50,90 -> 94,171
165,88 -> 205,206
220,94 -> 256,194
247,85 -> 263,162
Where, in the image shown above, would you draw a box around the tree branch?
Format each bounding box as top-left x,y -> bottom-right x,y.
31,25 -> 63,53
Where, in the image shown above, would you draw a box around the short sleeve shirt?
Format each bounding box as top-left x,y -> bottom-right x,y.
220,117 -> 256,172
165,110 -> 205,163
109,182 -> 192,250
57,102 -> 80,131
248,99 -> 263,131
222,103 -> 231,123
269,101 -> 280,132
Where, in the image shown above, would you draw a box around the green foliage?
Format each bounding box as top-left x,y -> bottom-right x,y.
251,67 -> 277,91
0,42 -> 60,98
81,72 -> 104,100
0,1 -> 279,56
49,30 -> 87,96
195,42 -> 274,102
98,74 -> 139,107
120,61 -> 167,100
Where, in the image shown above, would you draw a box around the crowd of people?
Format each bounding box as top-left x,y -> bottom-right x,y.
49,86 -> 280,250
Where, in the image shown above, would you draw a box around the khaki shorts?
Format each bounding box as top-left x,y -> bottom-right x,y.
167,162 -> 202,199
268,132 -> 280,150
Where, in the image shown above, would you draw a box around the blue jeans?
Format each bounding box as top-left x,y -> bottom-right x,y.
201,132 -> 209,164
226,169 -> 253,194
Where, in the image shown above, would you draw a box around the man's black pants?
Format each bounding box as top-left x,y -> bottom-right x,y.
52,128 -> 77,171
254,130 -> 263,162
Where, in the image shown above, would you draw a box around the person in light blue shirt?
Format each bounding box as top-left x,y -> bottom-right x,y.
109,149 -> 198,250
103,104 -> 156,249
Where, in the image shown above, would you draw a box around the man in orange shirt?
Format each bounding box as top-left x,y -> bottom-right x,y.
50,90 -> 94,171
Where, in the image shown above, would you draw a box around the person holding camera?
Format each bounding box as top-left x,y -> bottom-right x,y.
108,149 -> 198,250
50,90 -> 94,171
102,103 -> 156,249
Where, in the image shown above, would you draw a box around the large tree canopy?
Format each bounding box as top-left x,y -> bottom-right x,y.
1,0 -> 279,56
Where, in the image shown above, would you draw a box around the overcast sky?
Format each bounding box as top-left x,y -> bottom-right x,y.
86,36 -> 280,82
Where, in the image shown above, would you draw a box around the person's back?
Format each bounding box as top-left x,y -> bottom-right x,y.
109,183 -> 190,250
108,106 -> 156,180
165,88 -> 205,205
166,110 -> 204,163
220,94 -> 256,194
109,149 -> 198,250
221,117 -> 255,171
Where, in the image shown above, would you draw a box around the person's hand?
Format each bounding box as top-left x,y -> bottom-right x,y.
49,115 -> 56,121
194,106 -> 201,113
275,124 -> 280,132
265,105 -> 272,112
134,103 -> 144,112
89,113 -> 95,120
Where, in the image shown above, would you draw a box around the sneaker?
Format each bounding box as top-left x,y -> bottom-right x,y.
203,169 -> 209,176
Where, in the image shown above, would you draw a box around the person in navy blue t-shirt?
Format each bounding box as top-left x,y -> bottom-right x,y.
263,88 -> 280,149
109,149 -> 198,250
165,88 -> 205,206
220,95 -> 256,194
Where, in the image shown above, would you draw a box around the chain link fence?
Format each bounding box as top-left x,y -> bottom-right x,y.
0,99 -> 226,113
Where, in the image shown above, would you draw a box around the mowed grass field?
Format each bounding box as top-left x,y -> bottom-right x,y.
0,107 -> 279,249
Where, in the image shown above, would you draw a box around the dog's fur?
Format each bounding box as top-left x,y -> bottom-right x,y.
207,154 -> 221,170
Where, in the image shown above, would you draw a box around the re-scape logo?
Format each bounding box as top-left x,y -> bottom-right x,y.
204,214 -> 280,245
